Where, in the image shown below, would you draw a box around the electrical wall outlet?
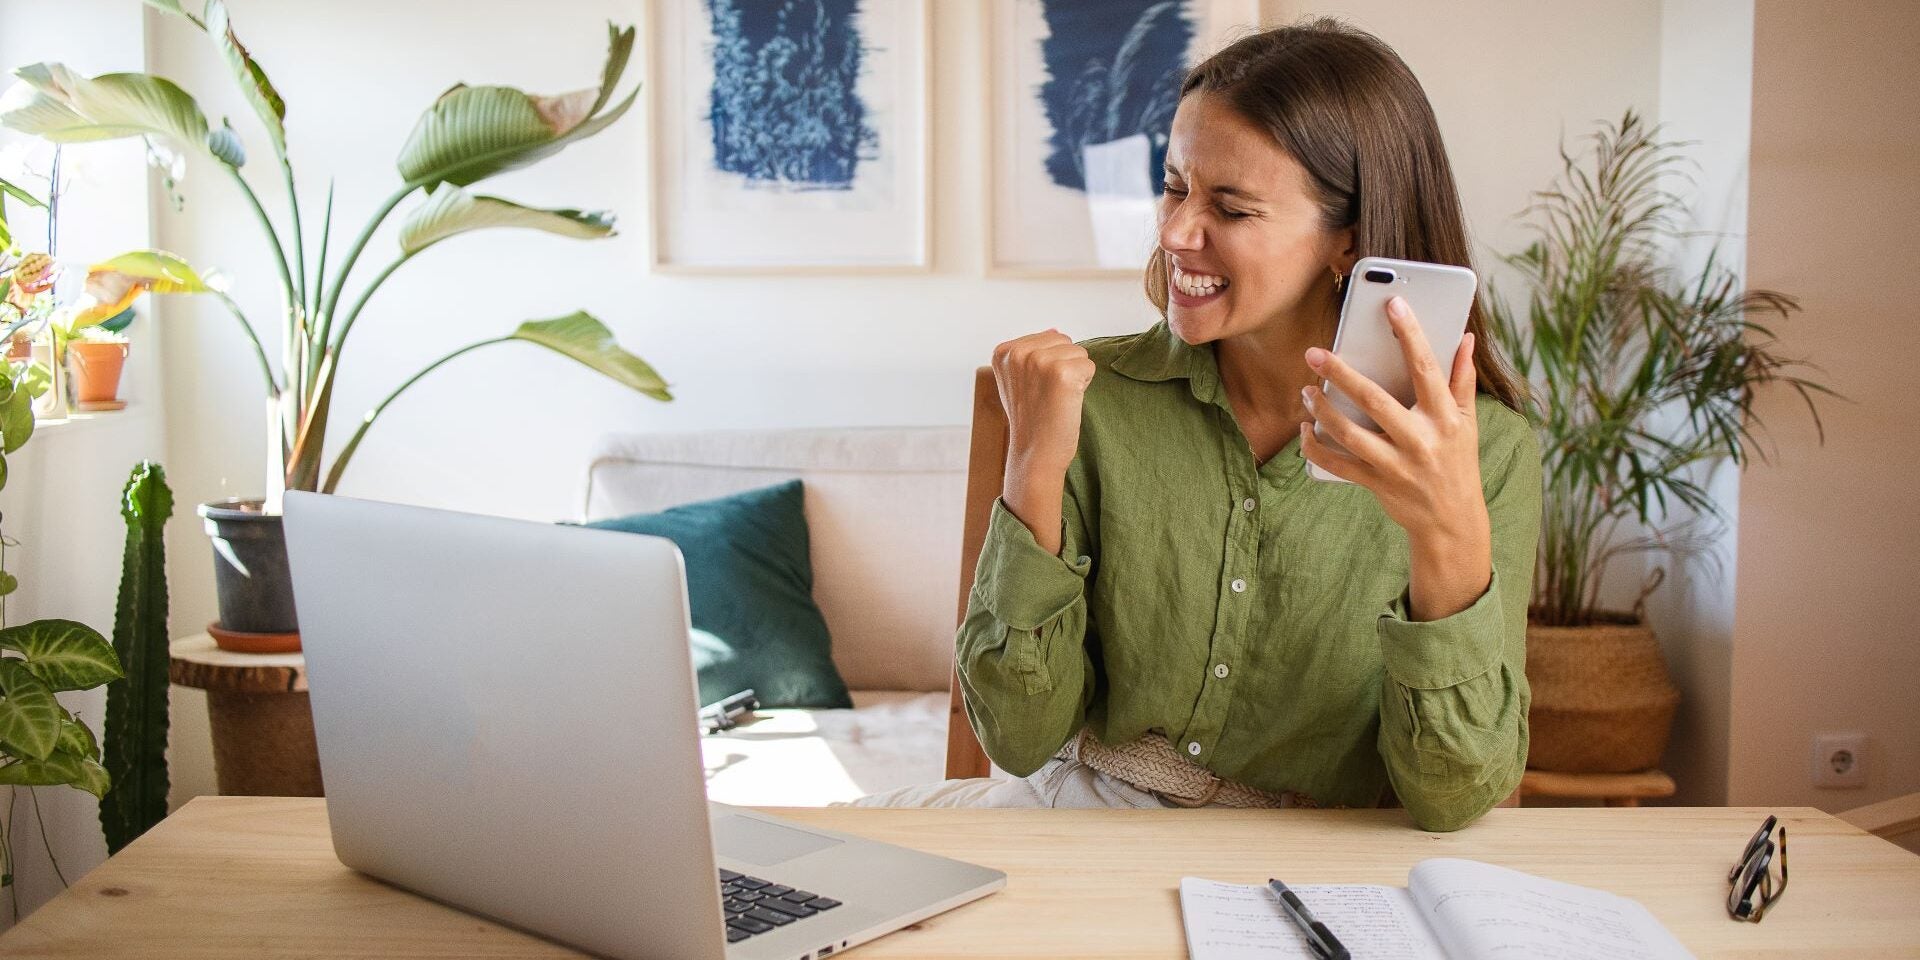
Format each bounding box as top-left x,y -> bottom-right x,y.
1812,732 -> 1868,788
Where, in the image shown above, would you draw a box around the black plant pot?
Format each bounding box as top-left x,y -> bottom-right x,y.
198,499 -> 299,635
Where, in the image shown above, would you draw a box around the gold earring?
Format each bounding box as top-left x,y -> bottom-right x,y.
1331,267 -> 1345,293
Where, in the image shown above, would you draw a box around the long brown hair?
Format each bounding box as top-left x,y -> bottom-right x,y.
1144,18 -> 1527,412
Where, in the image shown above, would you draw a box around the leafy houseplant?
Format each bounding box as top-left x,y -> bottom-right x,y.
1486,111 -> 1832,772
0,4 -> 671,642
65,328 -> 131,411
0,184 -> 123,904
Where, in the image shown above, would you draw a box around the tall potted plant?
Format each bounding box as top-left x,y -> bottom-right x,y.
1487,111 -> 1833,773
0,4 -> 670,647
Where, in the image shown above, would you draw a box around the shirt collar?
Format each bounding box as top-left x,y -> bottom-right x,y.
1110,320 -> 1222,405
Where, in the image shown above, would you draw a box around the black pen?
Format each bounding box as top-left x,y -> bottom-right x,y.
1267,878 -> 1350,960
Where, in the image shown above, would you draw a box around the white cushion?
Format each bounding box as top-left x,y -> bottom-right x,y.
582,427 -> 969,694
700,692 -> 949,806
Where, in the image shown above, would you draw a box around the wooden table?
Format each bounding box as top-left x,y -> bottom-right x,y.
168,635 -> 322,796
4,798 -> 1917,958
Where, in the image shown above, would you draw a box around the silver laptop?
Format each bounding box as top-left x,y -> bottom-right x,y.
283,492 -> 1004,960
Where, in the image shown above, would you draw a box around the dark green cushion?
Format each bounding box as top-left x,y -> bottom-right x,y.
586,480 -> 852,709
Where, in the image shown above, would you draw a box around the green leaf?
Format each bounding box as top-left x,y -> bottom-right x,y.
0,571 -> 16,597
19,360 -> 50,397
0,658 -> 62,760
57,717 -> 99,761
0,749 -> 110,797
89,249 -> 215,294
588,21 -> 635,117
0,619 -> 123,692
0,175 -> 43,209
204,0 -> 285,157
98,306 -> 138,334
142,0 -> 204,26
0,64 -> 216,163
399,185 -> 614,256
509,312 -> 671,401
394,24 -> 636,188
1,382 -> 32,454
70,248 -> 216,330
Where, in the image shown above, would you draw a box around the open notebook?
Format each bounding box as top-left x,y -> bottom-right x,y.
1180,858 -> 1695,960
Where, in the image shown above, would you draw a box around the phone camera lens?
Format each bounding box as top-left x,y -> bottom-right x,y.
1363,269 -> 1396,284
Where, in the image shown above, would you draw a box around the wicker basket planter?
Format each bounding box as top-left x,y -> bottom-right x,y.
1525,614 -> 1680,773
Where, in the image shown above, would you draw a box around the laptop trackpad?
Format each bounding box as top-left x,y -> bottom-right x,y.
713,815 -> 843,867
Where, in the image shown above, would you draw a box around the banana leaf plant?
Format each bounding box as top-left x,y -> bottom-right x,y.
0,3 -> 669,508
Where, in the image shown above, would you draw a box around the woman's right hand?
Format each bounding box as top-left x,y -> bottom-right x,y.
991,330 -> 1094,554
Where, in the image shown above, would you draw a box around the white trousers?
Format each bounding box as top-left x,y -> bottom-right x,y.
845,756 -> 1178,809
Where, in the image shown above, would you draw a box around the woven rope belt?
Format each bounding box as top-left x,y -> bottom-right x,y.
1060,728 -> 1313,809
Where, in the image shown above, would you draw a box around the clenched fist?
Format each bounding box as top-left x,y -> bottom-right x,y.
990,330 -> 1095,554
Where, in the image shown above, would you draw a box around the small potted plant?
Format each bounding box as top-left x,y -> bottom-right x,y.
1488,111 -> 1834,773
65,326 -> 130,411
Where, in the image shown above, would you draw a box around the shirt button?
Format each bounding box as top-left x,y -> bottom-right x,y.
1214,663 -> 1230,679
1076,555 -> 1090,566
1187,741 -> 1202,756
1230,578 -> 1247,593
1242,497 -> 1257,512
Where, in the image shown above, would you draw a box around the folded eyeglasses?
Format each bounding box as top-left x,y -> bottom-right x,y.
1727,814 -> 1789,922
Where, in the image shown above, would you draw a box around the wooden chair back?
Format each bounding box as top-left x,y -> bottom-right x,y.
946,366 -> 1004,780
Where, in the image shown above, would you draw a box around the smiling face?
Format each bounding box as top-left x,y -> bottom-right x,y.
1156,92 -> 1353,346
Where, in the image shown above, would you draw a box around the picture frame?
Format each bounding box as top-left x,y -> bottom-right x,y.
650,0 -> 932,273
983,0 -> 1264,278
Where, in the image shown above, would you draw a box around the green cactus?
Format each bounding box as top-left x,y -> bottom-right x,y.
97,460 -> 172,855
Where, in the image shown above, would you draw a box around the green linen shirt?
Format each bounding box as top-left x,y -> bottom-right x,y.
957,320 -> 1542,831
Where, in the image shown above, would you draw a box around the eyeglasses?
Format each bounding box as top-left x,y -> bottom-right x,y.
1727,815 -> 1789,922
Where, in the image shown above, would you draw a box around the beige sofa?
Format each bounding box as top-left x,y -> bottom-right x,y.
582,426 -> 972,806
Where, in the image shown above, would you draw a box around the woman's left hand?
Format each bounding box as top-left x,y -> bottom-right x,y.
1299,295 -> 1491,618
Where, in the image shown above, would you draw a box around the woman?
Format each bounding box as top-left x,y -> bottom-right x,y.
859,18 -> 1540,831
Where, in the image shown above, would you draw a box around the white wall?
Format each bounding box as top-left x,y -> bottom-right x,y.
1644,0 -> 1755,806
0,0 -> 167,925
1734,0 -> 1920,843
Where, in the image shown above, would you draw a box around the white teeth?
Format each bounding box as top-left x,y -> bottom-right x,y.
1173,264 -> 1228,297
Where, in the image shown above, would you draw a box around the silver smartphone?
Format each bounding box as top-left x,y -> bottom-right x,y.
1308,255 -> 1478,483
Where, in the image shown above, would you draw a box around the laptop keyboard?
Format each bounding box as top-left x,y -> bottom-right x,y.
718,868 -> 843,944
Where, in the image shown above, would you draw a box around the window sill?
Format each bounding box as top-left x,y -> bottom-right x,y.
29,404 -> 155,442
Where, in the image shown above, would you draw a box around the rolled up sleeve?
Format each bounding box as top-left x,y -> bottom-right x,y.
1375,427 -> 1541,832
956,493 -> 1097,776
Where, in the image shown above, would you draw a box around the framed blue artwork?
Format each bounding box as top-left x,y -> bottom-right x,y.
985,0 -> 1262,276
652,0 -> 931,271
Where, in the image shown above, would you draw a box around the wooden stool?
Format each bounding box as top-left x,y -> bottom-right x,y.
1519,768 -> 1675,807
169,635 -> 323,797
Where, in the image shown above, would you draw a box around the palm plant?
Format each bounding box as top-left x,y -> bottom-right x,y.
0,3 -> 669,507
1487,110 -> 1834,627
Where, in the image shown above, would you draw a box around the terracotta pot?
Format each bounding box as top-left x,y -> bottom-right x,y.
6,333 -> 29,360
68,340 -> 130,404
1525,614 -> 1680,773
